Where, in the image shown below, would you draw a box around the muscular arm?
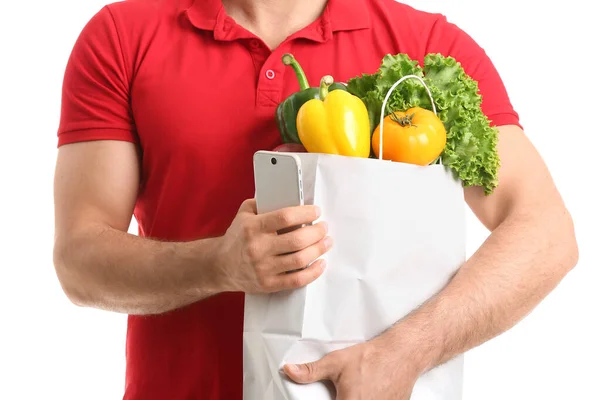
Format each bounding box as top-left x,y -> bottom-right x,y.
53,140 -> 222,315
53,140 -> 329,316
375,124 -> 579,373
53,7 -> 330,316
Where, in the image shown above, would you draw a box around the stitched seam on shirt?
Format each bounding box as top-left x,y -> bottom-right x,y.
106,6 -> 133,92
257,90 -> 280,106
105,6 -> 140,141
59,127 -> 134,136
423,14 -> 443,54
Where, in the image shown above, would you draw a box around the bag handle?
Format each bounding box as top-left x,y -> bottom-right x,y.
378,75 -> 440,163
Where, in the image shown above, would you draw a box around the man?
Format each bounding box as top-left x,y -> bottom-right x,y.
53,0 -> 578,398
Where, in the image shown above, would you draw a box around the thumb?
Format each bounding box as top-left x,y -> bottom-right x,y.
283,356 -> 335,384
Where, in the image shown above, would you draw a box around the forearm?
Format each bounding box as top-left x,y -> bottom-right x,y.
54,225 -> 223,315
376,204 -> 578,373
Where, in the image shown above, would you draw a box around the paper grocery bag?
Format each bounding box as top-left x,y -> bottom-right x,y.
243,152 -> 466,400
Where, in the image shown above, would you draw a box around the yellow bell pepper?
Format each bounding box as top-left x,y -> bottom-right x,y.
296,75 -> 371,158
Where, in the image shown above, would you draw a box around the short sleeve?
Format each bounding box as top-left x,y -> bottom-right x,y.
425,16 -> 522,129
57,6 -> 137,147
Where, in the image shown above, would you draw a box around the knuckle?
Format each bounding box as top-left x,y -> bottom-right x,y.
240,199 -> 256,214
288,233 -> 307,250
327,350 -> 343,365
241,198 -> 251,208
305,362 -> 317,378
290,274 -> 304,289
277,209 -> 294,226
245,240 -> 262,261
241,220 -> 255,239
253,261 -> 268,275
291,252 -> 308,268
256,273 -> 270,289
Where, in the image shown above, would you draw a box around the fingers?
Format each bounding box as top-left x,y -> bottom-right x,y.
268,259 -> 327,291
260,205 -> 321,233
272,221 -> 329,255
283,352 -> 338,384
235,199 -> 331,292
274,236 -> 333,273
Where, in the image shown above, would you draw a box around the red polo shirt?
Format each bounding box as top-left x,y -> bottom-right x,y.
57,0 -> 520,398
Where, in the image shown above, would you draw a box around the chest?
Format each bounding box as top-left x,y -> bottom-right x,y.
128,28 -> 422,179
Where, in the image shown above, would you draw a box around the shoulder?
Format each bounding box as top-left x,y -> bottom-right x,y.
366,0 -> 482,58
371,0 -> 443,24
71,0 -> 193,75
367,0 -> 446,43
77,0 -> 191,44
72,0 -> 187,45
104,0 -> 190,18
364,0 -> 520,127
98,0 -> 191,33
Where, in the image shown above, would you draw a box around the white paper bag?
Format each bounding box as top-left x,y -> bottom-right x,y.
244,75 -> 467,400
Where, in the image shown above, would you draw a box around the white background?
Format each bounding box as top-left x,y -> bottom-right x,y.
0,0 -> 598,399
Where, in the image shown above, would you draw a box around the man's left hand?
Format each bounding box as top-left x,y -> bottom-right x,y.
282,340 -> 421,400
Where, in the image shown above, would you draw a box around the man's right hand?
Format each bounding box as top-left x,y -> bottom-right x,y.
213,199 -> 332,294
53,141 -> 329,314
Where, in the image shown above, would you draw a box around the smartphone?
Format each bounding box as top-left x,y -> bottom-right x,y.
253,150 -> 304,233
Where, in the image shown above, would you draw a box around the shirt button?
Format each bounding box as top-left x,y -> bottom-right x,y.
265,69 -> 276,80
250,39 -> 260,49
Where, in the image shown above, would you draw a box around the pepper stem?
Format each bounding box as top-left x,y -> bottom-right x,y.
282,53 -> 310,91
319,75 -> 334,100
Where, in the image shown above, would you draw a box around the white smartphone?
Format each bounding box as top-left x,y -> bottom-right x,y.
253,150 -> 304,233
253,150 -> 303,213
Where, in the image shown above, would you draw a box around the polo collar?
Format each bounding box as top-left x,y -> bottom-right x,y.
184,0 -> 370,41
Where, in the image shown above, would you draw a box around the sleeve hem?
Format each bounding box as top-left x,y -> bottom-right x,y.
487,113 -> 523,130
57,128 -> 138,148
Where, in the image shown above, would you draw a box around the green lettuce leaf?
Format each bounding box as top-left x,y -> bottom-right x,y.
346,53 -> 500,194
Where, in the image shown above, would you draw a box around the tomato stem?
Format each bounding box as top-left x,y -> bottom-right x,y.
390,112 -> 417,128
